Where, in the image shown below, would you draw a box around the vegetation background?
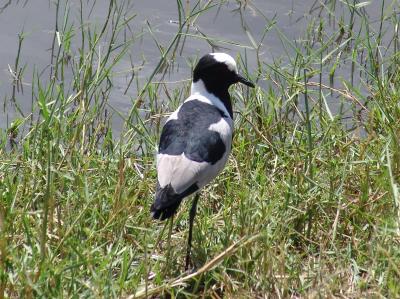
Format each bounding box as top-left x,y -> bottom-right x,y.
1,0 -> 399,297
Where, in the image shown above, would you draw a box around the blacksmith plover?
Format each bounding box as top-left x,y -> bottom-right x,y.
151,53 -> 254,269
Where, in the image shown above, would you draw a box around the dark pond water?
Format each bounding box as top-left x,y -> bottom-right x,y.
0,0 -> 393,134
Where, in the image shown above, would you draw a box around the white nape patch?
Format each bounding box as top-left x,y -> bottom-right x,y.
190,79 -> 231,117
210,53 -> 238,73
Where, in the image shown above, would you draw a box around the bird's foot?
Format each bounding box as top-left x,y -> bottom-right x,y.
184,264 -> 197,275
184,256 -> 198,274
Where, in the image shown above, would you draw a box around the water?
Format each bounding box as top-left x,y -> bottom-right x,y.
0,0 -> 393,135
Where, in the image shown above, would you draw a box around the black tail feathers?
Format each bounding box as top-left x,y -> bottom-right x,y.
151,199 -> 182,220
151,183 -> 199,220
151,184 -> 183,220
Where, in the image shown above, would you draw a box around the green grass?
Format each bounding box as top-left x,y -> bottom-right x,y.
1,0 -> 400,297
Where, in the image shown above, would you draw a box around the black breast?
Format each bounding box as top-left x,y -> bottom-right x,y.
159,100 -> 227,164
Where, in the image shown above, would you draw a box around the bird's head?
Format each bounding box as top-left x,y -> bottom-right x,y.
193,53 -> 255,91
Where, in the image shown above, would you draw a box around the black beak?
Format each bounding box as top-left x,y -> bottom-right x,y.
236,73 -> 255,88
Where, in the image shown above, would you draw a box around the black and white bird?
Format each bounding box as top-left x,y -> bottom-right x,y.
150,53 -> 254,269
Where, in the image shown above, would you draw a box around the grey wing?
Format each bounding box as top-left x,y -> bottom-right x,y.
157,114 -> 233,195
157,153 -> 209,194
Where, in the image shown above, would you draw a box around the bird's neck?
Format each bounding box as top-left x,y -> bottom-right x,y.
190,79 -> 233,118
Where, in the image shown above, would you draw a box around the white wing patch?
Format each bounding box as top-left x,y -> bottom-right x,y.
157,151 -> 232,194
166,108 -> 180,121
208,117 -> 233,146
157,153 -> 209,193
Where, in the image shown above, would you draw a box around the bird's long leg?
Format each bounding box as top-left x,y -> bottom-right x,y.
185,193 -> 199,271
164,215 -> 174,276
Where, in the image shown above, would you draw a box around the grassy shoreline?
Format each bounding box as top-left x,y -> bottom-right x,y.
1,0 -> 400,297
